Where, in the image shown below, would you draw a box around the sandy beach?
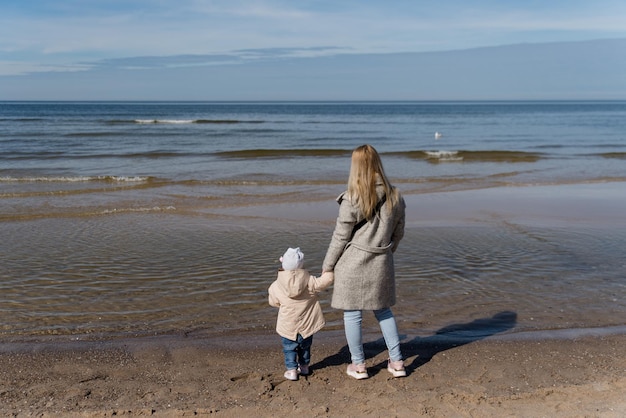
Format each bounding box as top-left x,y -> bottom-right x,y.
2,182 -> 626,417
1,330 -> 625,417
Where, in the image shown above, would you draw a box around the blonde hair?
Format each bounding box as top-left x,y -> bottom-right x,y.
347,144 -> 399,219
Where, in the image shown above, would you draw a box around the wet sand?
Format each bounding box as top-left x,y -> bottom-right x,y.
215,181 -> 626,227
2,182 -> 626,416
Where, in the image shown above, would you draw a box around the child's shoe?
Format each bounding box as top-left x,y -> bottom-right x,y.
387,359 -> 407,377
298,364 -> 310,376
346,363 -> 369,380
284,369 -> 299,381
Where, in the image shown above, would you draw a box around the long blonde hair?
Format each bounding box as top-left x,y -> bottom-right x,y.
347,144 -> 399,219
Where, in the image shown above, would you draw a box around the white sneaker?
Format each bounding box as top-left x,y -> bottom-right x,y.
346,363 -> 369,380
387,359 -> 406,377
284,369 -> 299,381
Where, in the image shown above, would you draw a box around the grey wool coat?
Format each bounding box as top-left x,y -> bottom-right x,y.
323,185 -> 405,310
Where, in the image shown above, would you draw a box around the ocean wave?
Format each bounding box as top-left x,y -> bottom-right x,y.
100,206 -> 176,215
104,119 -> 267,125
0,151 -> 65,160
0,175 -> 152,183
228,128 -> 286,134
135,119 -> 195,124
598,152 -> 626,159
195,119 -> 264,124
533,144 -> 565,149
0,205 -> 177,221
424,151 -> 464,162
0,117 -> 46,122
391,150 -> 544,163
215,149 -> 352,158
213,148 -> 545,161
456,150 -> 544,163
0,151 -> 205,160
64,132 -> 124,137
196,178 -> 346,187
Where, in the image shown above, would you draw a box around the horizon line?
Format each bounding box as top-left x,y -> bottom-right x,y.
2,99 -> 626,103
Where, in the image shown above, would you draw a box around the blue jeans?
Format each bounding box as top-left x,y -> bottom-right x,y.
281,334 -> 313,370
344,308 -> 402,364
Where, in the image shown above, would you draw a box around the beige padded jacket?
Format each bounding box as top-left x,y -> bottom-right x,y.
268,269 -> 334,341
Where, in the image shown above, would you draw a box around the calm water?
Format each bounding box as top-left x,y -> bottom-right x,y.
1,101 -> 625,341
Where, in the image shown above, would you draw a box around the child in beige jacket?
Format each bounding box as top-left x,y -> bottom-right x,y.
268,247 -> 334,381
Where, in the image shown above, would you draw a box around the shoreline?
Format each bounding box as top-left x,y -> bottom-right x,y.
3,321 -> 626,352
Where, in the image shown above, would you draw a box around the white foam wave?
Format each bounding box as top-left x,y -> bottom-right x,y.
100,176 -> 150,182
0,175 -> 150,183
134,119 -> 195,124
101,206 -> 176,214
425,150 -> 463,161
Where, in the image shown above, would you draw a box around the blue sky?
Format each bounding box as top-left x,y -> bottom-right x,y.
1,0 -> 625,100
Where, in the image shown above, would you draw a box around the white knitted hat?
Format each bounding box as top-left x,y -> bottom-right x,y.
280,247 -> 304,270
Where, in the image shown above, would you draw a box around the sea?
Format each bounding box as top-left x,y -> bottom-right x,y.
1,101 -> 625,343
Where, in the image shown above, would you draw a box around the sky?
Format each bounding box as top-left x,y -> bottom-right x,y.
1,0 -> 625,100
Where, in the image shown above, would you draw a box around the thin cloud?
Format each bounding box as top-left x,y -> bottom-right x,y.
234,46 -> 350,58
84,47 -> 350,71
90,54 -> 243,70
0,60 -> 90,76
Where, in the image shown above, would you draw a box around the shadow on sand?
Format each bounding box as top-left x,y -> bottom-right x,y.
313,311 -> 517,376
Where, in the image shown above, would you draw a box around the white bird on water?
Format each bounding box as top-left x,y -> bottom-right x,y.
435,132 -> 443,140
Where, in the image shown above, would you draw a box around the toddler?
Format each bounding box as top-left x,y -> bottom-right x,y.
268,247 -> 334,380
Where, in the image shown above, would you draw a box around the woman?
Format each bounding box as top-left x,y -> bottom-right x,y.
323,144 -> 406,379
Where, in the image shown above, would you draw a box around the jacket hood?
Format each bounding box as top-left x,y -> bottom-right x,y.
276,269 -> 309,298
